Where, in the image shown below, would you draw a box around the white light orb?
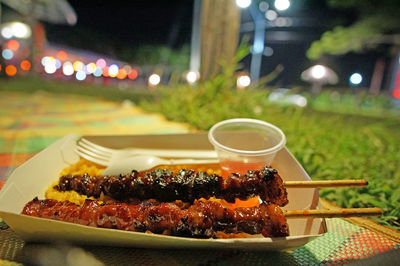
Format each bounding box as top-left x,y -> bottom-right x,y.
44,64 -> 56,74
311,65 -> 326,79
274,0 -> 290,11
237,74 -> 251,89
11,22 -> 31,38
108,64 -> 119,77
350,73 -> 362,85
148,74 -> 161,86
76,70 -> 87,81
1,27 -> 13,39
62,62 -> 74,76
185,71 -> 199,84
265,10 -> 278,21
236,0 -> 251,8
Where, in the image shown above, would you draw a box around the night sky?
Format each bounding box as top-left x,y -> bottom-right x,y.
41,0 -> 383,87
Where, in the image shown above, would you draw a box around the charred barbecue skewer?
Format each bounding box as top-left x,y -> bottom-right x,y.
22,198 -> 289,238
54,166 -> 288,206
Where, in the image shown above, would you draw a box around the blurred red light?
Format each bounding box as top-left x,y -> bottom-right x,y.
102,66 -> 109,77
7,40 -> 20,51
20,60 -> 31,71
56,50 -> 68,61
128,69 -> 138,80
393,89 -> 400,99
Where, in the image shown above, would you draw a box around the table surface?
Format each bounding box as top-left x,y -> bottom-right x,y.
0,91 -> 399,265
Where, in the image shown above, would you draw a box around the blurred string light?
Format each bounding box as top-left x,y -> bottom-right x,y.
259,1 -> 269,11
73,61 -> 84,72
102,67 -> 109,77
349,73 -> 362,85
93,68 -> 102,77
274,0 -> 290,11
5,65 -> 17,76
56,50 -> 68,61
185,70 -> 200,84
265,10 -> 278,21
76,70 -> 86,81
20,60 -> 31,71
0,22 -> 31,39
116,68 -> 127,79
2,49 -> 14,60
1,27 -> 13,39
96,58 -> 106,69
236,0 -> 251,8
128,69 -> 138,80
86,63 -> 96,74
108,64 -> 119,77
237,73 -> 251,90
148,73 -> 161,86
7,39 -> 20,51
62,62 -> 74,76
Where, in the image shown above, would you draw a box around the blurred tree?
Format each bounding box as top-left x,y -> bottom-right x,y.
200,0 -> 240,80
307,0 -> 400,60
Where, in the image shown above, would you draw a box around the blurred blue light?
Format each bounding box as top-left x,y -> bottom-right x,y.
93,68 -> 102,77
252,40 -> 264,54
2,49 -> 14,60
76,70 -> 87,81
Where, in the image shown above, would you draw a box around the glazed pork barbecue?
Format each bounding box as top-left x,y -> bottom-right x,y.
22,197 -> 289,238
54,166 -> 288,206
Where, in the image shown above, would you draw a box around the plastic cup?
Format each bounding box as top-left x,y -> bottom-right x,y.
208,118 -> 286,175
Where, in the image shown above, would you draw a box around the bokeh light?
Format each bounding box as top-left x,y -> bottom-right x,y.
185,71 -> 199,84
55,59 -> 62,69
5,65 -> 17,76
76,70 -> 87,81
11,22 -> 31,38
102,66 -> 109,77
393,89 -> 400,99
62,62 -> 74,76
148,73 -> 161,86
116,68 -> 127,79
237,74 -> 251,89
20,60 -> 31,71
349,73 -> 362,85
2,49 -> 14,60
274,0 -> 290,11
108,64 -> 119,77
128,69 -> 138,80
73,61 -> 84,72
86,63 -> 97,74
56,50 -> 68,61
1,27 -> 13,39
7,40 -> 20,51
311,65 -> 326,79
96,58 -> 106,69
93,68 -> 103,77
236,0 -> 251,8
265,10 -> 278,21
44,64 -> 57,74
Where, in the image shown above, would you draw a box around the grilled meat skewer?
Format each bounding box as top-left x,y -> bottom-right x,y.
54,166 -> 288,206
22,198 -> 289,238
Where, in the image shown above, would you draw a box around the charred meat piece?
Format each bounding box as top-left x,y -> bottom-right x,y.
54,166 -> 288,206
22,198 -> 289,238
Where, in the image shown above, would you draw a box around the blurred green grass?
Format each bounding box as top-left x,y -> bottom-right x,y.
1,77 -> 399,229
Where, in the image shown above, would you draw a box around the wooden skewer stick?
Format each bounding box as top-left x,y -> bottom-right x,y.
285,207 -> 382,219
284,179 -> 368,188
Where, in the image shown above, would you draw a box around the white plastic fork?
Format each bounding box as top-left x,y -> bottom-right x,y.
76,138 -> 218,166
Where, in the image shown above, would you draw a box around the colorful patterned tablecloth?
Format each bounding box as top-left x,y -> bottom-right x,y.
0,90 -> 399,265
